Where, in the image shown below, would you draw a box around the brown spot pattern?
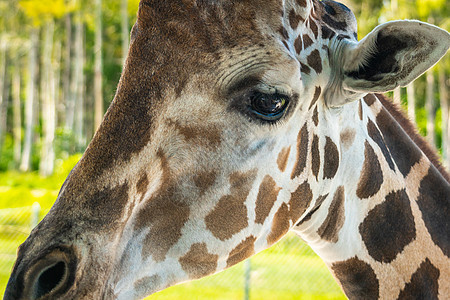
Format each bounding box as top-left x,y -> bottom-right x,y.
289,10 -> 304,29
378,93 -> 450,181
376,108 -> 422,177
226,236 -> 256,268
309,18 -> 318,38
331,257 -> 379,300
134,275 -> 161,299
291,124 -> 309,179
317,186 -> 345,243
267,203 -> 291,245
356,141 -> 383,199
367,119 -> 395,171
323,137 -> 339,179
340,128 -> 355,149
290,181 -> 313,222
416,167 -> 450,257
359,189 -> 416,263
312,106 -> 319,126
82,182 -> 129,229
308,86 -> 321,109
171,120 -> 221,149
297,194 -> 329,225
179,243 -> 218,279
138,185 -> 191,262
136,172 -> 149,195
302,34 -> 314,49
193,170 -> 217,196
358,100 -> 363,120
397,258 -> 440,300
307,49 -> 322,74
297,0 -> 307,7
300,62 -> 311,75
321,25 -> 335,39
278,26 -> 289,40
277,147 -> 291,172
255,175 -> 281,224
311,135 -> 320,180
205,170 -> 257,240
294,36 -> 302,54
322,14 -> 347,31
363,94 -> 377,106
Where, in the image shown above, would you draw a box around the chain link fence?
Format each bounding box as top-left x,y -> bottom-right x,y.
0,204 -> 345,299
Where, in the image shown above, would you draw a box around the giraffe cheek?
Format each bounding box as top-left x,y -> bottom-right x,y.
205,170 -> 257,240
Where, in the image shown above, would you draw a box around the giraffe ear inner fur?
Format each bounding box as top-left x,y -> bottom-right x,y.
341,20 -> 450,93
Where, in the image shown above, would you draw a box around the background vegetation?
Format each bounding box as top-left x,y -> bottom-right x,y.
0,0 -> 448,299
0,0 -> 448,174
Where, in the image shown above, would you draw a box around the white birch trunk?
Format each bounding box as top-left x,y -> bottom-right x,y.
393,86 -> 401,105
439,65 -> 449,168
406,81 -> 416,122
94,0 -> 103,132
20,28 -> 39,172
66,13 -> 77,130
40,20 -> 56,176
74,21 -> 84,149
0,36 -> 7,152
12,54 -> 22,166
425,69 -> 436,147
61,13 -> 72,128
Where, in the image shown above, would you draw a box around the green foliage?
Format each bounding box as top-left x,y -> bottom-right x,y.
0,154 -> 81,209
0,135 -> 14,171
19,0 -> 72,25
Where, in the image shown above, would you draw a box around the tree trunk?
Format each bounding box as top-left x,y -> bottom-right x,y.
406,81 -> 416,122
66,14 -> 77,131
74,20 -> 85,150
439,64 -> 449,168
62,13 -> 72,128
393,86 -> 401,105
40,20 -> 56,176
20,28 -> 39,172
94,0 -> 103,132
121,0 -> 129,65
0,35 -> 7,153
425,69 -> 436,147
12,54 -> 22,166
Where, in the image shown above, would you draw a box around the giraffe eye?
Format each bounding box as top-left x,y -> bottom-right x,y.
250,92 -> 290,121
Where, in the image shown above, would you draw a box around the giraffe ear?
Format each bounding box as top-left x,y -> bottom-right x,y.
341,20 -> 450,93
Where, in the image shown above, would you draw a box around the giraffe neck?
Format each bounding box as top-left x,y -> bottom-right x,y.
293,94 -> 449,299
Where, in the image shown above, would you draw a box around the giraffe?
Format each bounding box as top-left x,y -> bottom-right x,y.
4,0 -> 450,299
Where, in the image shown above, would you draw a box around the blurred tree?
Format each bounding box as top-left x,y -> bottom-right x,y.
0,0 -> 447,175
0,36 -> 6,152
121,0 -> 129,65
94,0 -> 103,132
12,53 -> 22,167
19,27 -> 38,172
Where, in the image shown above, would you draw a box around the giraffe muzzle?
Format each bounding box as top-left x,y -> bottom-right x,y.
4,246 -> 77,300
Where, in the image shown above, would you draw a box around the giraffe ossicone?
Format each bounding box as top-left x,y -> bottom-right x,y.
5,0 -> 450,299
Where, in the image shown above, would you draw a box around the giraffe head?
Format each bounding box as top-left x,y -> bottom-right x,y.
5,0 -> 449,299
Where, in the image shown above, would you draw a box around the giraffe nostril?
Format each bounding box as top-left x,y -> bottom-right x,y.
33,261 -> 67,299
22,248 -> 77,300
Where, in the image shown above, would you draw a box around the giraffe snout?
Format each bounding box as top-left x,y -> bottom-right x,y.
4,246 -> 77,300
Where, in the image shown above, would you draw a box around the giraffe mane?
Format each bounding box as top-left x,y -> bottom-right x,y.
375,93 -> 450,182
